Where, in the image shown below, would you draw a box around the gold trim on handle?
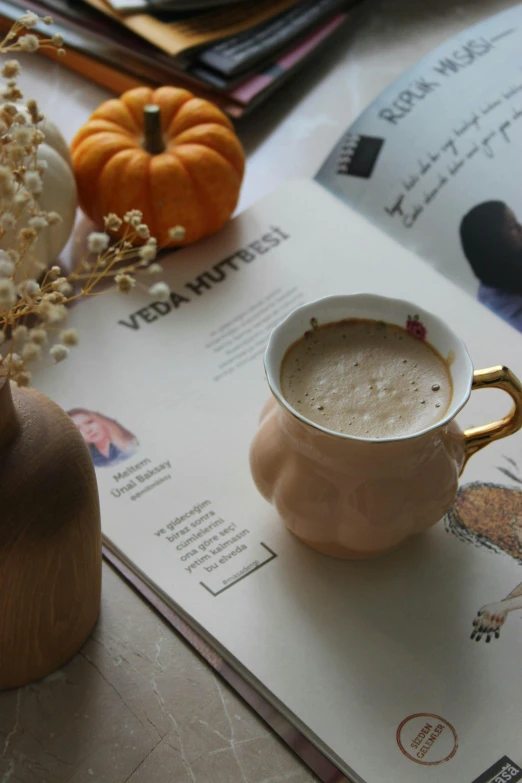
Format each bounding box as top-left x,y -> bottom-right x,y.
462,366 -> 522,472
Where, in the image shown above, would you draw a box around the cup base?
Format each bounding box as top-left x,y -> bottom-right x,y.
293,531 -> 414,560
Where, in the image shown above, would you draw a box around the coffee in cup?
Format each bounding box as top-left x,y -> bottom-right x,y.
280,318 -> 452,439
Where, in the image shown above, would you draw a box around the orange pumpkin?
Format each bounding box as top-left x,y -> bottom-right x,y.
70,86 -> 245,247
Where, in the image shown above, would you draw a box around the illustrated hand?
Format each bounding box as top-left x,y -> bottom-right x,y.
471,604 -> 507,642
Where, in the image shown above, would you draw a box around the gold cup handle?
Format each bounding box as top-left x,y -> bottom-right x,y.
462,366 -> 522,472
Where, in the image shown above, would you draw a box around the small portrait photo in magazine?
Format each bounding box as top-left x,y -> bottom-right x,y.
459,200 -> 522,332
68,408 -> 138,468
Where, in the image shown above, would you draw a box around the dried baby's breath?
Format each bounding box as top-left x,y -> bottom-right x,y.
168,225 -> 186,242
14,368 -> 30,386
18,35 -> 39,53
0,278 -> 15,308
148,282 -> 170,301
87,232 -> 109,253
0,14 -> 184,386
22,341 -> 41,362
23,170 -> 42,194
12,324 -> 27,340
104,213 -> 122,232
28,328 -> 47,345
59,328 -> 78,346
49,343 -> 68,362
115,273 -> 136,294
47,212 -> 61,226
0,258 -> 14,276
2,60 -> 19,79
123,209 -> 142,227
19,279 -> 40,297
136,223 -> 150,239
138,243 -> 157,263
19,12 -> 39,28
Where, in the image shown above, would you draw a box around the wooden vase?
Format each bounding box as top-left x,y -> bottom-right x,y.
0,377 -> 102,690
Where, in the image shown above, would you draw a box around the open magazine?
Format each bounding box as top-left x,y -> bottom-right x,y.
33,7 -> 522,783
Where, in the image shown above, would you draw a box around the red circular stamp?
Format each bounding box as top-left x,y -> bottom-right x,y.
397,714 -> 458,766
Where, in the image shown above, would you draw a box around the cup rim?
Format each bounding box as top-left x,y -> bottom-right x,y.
264,293 -> 474,443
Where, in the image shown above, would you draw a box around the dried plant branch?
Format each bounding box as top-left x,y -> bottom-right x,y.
0,13 -> 185,386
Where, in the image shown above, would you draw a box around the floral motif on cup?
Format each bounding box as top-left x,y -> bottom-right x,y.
406,314 -> 427,341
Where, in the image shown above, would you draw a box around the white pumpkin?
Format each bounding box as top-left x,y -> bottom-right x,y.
1,106 -> 77,282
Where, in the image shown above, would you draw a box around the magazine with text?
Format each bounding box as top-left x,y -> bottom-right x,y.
31,6 -> 522,783
316,3 -> 522,334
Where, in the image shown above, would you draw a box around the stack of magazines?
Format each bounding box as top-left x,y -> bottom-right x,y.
0,0 -> 361,116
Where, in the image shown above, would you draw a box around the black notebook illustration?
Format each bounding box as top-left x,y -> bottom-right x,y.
336,133 -> 384,178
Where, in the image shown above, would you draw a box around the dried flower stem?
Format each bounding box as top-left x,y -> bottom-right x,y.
0,14 -> 181,387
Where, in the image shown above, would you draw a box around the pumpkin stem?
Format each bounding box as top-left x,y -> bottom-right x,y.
143,105 -> 165,155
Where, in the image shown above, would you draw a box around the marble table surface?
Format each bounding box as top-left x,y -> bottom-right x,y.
0,0 -> 514,781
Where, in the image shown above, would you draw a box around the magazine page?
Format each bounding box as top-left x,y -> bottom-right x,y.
316,4 -> 522,335
35,180 -> 522,783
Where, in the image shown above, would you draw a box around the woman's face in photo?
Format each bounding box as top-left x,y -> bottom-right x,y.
71,413 -> 110,446
503,208 -> 522,251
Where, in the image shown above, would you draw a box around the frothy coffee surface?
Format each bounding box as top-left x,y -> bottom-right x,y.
281,318 -> 452,438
